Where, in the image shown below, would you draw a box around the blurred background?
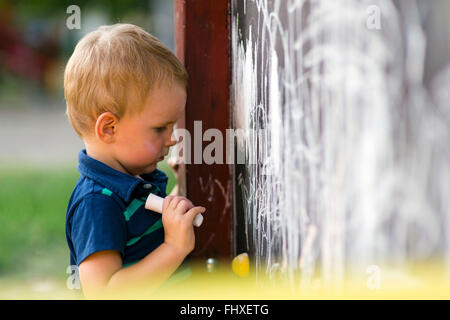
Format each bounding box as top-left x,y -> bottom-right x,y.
0,0 -> 176,299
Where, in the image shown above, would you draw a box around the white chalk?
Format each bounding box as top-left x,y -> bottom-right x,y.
145,193 -> 204,227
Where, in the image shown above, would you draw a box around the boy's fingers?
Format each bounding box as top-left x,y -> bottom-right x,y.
163,196 -> 197,220
175,199 -> 194,215
163,196 -> 186,213
162,196 -> 175,213
185,206 -> 206,224
168,196 -> 183,212
169,196 -> 190,212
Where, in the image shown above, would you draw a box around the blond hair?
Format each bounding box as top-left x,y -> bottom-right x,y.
64,23 -> 188,137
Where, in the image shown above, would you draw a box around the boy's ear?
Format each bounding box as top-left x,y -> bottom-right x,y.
95,112 -> 118,143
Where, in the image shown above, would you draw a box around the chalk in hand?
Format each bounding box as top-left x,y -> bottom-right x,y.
145,193 -> 204,227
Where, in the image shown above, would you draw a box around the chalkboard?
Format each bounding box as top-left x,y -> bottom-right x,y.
231,0 -> 450,286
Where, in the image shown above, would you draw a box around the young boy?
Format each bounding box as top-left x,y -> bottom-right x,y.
64,24 -> 205,298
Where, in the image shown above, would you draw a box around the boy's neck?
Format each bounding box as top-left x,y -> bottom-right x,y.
84,141 -> 135,177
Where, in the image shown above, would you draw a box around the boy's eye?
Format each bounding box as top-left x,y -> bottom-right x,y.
154,126 -> 166,133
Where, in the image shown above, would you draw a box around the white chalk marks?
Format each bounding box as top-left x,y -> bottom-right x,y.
231,0 -> 450,289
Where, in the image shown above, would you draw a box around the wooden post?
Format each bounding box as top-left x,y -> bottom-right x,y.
174,0 -> 232,261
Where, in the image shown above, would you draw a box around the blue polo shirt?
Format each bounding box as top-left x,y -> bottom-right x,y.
66,149 -> 172,268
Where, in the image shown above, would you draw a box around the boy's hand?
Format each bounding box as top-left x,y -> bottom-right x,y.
161,196 -> 206,254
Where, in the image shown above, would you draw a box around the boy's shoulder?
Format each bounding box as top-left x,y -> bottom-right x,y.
72,174 -> 122,202
65,173 -> 129,267
66,174 -> 125,220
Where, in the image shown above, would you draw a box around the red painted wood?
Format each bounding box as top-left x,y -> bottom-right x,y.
174,0 -> 232,261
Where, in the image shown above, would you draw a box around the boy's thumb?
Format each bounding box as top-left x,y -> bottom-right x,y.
186,206 -> 205,227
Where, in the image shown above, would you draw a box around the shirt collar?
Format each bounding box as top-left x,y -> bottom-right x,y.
77,149 -> 168,202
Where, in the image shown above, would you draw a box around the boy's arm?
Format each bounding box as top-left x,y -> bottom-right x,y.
78,196 -> 205,298
78,243 -> 186,298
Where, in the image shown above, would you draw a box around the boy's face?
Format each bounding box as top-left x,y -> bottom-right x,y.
113,82 -> 186,176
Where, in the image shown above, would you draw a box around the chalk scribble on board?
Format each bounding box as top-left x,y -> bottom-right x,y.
231,0 -> 450,287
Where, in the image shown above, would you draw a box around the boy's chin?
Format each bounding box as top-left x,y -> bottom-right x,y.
127,162 -> 158,177
140,162 -> 159,174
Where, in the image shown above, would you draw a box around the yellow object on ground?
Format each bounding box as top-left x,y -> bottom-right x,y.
232,252 -> 250,277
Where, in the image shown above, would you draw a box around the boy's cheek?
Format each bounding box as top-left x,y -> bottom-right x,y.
144,141 -> 159,155
114,136 -> 162,164
132,142 -> 161,164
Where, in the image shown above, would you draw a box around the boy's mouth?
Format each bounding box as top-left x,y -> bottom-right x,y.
158,152 -> 168,161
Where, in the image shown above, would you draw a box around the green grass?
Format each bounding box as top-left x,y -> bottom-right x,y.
0,165 -> 79,277
157,160 -> 177,195
0,160 -> 176,289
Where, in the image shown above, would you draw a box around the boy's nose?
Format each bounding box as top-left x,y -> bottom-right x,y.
166,125 -> 179,147
166,136 -> 179,147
